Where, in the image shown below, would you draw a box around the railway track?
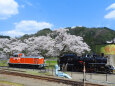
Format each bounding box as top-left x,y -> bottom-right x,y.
1,66 -> 115,75
0,68 -> 105,86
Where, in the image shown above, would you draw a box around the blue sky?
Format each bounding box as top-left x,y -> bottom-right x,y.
0,0 -> 115,37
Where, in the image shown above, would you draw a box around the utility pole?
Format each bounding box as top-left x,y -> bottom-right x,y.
83,62 -> 86,86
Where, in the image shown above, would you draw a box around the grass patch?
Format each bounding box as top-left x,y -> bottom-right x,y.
0,80 -> 24,86
21,69 -> 51,76
113,70 -> 115,74
0,60 -> 8,66
2,67 -> 52,76
25,70 -> 40,75
0,77 -> 7,79
46,60 -> 57,65
45,60 -> 57,69
46,57 -> 57,60
26,70 -> 51,76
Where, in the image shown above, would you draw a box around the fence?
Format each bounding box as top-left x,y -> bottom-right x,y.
45,61 -> 115,86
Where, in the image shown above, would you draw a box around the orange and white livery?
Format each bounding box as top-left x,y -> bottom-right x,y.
8,53 -> 45,68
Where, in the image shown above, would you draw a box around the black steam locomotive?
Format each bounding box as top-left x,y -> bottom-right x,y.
58,54 -> 114,73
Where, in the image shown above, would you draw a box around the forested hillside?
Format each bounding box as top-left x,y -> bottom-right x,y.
0,35 -> 10,39
20,27 -> 115,52
20,28 -> 52,40
67,27 -> 115,52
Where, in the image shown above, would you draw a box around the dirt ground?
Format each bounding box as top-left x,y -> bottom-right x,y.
1,67 -> 115,86
0,74 -> 71,86
66,72 -> 115,86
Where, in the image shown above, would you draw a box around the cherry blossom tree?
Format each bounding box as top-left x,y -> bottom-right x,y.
4,38 -> 28,54
50,28 -> 91,56
24,36 -> 55,57
0,28 -> 91,58
0,38 -> 28,58
0,38 -> 10,58
25,28 -> 90,57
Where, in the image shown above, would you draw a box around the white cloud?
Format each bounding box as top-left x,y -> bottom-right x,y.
14,20 -> 53,33
104,3 -> 115,19
106,3 -> 115,10
0,0 -> 19,20
1,30 -> 25,37
1,20 -> 53,37
104,10 -> 115,19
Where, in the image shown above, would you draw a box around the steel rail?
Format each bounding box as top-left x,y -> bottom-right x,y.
0,69 -> 105,86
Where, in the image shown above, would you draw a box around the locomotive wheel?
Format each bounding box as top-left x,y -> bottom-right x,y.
8,64 -> 15,67
106,70 -> 113,74
8,64 -> 12,67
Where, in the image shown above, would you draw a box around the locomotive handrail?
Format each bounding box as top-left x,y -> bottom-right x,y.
88,63 -> 106,64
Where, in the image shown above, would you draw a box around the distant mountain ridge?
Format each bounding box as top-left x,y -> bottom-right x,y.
0,35 -> 10,39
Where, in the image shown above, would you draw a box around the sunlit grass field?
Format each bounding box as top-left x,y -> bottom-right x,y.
45,60 -> 57,69
0,60 -> 8,66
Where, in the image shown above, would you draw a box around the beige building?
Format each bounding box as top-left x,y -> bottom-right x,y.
96,44 -> 115,69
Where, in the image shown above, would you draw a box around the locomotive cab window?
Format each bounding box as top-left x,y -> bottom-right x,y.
67,57 -> 73,61
13,55 -> 18,57
19,54 -> 22,57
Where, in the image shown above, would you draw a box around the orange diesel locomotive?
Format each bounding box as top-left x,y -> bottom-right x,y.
8,53 -> 45,68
